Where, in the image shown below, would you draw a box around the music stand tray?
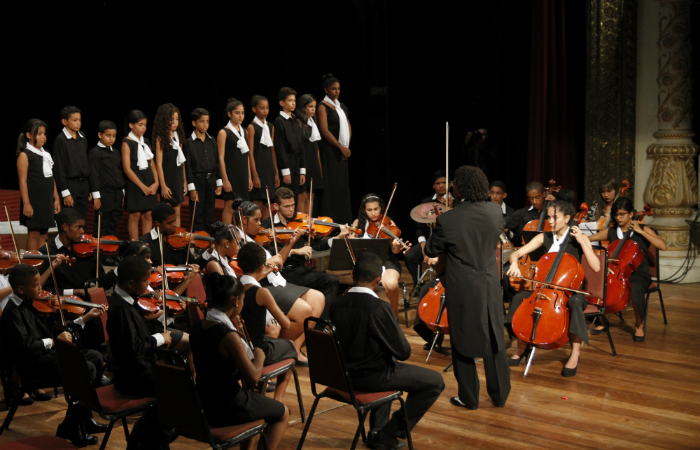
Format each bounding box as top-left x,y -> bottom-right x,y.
328,238 -> 391,271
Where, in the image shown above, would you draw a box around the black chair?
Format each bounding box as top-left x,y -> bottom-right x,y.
55,339 -> 155,450
152,350 -> 268,450
582,249 -> 616,356
256,359 -> 305,423
296,317 -> 413,450
644,240 -> 667,332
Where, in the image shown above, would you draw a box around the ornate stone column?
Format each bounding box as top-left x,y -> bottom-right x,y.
643,0 -> 699,281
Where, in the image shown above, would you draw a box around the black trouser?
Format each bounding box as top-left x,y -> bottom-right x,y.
351,362 -> 444,437
281,264 -> 339,321
65,178 -> 90,221
404,244 -> 425,286
630,271 -> 652,320
94,187 -> 123,236
20,348 -> 103,387
451,313 -> 510,408
412,281 -> 444,346
282,173 -> 301,208
191,173 -> 217,233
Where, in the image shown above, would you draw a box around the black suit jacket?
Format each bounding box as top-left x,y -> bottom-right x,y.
40,238 -> 105,294
0,300 -> 53,372
425,201 -> 505,357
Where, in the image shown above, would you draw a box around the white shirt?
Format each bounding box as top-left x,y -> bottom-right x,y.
347,286 -> 379,298
616,226 -> 634,240
114,285 -> 165,347
226,122 -> 249,154
62,127 -> 85,140
548,228 -> 570,254
206,309 -> 254,360
0,277 -> 17,311
241,228 -> 286,286
501,202 -> 507,215
25,143 -> 54,178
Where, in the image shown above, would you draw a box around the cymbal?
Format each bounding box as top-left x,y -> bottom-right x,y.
410,203 -> 446,223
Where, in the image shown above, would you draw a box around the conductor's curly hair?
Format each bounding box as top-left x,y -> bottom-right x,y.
152,103 -> 186,156
454,165 -> 490,203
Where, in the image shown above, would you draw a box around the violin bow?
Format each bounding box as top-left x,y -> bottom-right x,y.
375,182 -> 398,238
157,227 -> 168,333
95,212 -> 102,280
236,207 -> 245,247
265,186 -> 280,255
344,235 -> 356,266
3,203 -> 20,264
185,200 -> 197,267
236,314 -> 255,353
308,178 -> 313,246
44,242 -> 67,327
445,122 -> 450,211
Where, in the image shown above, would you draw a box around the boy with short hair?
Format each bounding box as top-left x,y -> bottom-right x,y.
273,87 -> 306,205
184,108 -> 222,233
53,105 -> 92,220
0,263 -> 106,446
88,120 -> 125,237
489,180 -> 513,219
138,202 -> 189,266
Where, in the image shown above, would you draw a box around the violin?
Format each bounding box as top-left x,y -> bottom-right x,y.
589,205 -> 654,314
522,179 -> 561,237
32,290 -> 105,319
366,215 -> 411,252
0,250 -> 74,274
149,264 -> 191,287
72,234 -> 128,257
229,259 -> 243,276
254,227 -> 303,245
167,227 -> 215,250
137,290 -> 199,316
287,212 -> 363,237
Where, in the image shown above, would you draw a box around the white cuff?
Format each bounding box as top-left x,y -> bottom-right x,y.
61,189 -> 71,198
42,338 -> 53,350
216,179 -> 223,187
188,183 -> 196,192
327,237 -> 334,247
92,191 -> 101,199
153,333 -> 166,347
64,289 -> 74,296
122,189 -> 126,195
300,168 -> 306,175
417,236 -> 426,244
73,317 -> 86,328
281,168 -> 290,176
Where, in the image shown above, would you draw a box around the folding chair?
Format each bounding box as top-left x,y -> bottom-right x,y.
296,317 -> 413,450
153,351 -> 268,450
55,340 -> 155,450
644,239 -> 667,332
582,249 -> 616,356
256,359 -> 305,423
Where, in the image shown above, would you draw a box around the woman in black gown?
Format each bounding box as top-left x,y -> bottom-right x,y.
317,74 -> 352,224
190,272 -> 289,449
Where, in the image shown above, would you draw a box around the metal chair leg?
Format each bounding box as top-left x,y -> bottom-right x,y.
350,410 -> 369,450
604,316 -> 616,357
356,410 -> 367,442
291,366 -> 305,423
296,397 -> 321,450
122,416 -> 130,439
398,397 -> 414,450
99,418 -> 118,450
0,403 -> 18,435
659,289 -> 667,324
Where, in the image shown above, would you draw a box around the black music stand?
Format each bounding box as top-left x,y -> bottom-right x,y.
328,238 -> 391,271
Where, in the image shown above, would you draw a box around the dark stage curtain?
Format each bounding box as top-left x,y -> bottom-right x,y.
527,0 -> 578,193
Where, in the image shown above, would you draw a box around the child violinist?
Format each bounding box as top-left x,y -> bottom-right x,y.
350,193 -> 410,318
219,98 -> 252,225
17,119 -> 61,250
122,110 -> 159,240
505,197 -> 600,377
247,95 -> 279,219
586,197 -> 666,341
153,103 -> 188,226
138,202 -> 188,267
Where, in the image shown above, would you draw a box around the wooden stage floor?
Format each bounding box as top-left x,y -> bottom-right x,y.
1,264 -> 699,449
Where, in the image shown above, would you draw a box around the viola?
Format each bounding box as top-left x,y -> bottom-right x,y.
32,290 -> 105,319
72,234 -> 128,257
522,179 -> 561,238
287,212 -> 363,237
167,227 -> 215,250
149,264 -> 191,287
137,290 -> 199,316
0,250 -> 74,274
589,206 -> 654,314
366,215 -> 411,252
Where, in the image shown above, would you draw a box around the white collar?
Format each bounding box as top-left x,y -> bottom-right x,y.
97,142 -> 113,151
617,226 -> 633,240
528,205 -> 534,211
501,202 -> 507,214
273,213 -> 282,224
114,285 -> 135,305
240,274 -> 260,287
253,116 -> 267,126
211,249 -> 237,278
150,228 -> 159,239
55,234 -> 65,250
62,127 -> 84,139
432,193 -> 437,200
25,144 -> 54,177
347,286 -> 379,298
191,131 -> 213,141
8,292 -> 23,307
279,111 -> 291,120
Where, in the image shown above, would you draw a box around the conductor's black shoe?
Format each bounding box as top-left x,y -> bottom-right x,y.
450,396 -> 478,410
367,431 -> 406,450
84,418 -> 110,434
508,348 -> 531,367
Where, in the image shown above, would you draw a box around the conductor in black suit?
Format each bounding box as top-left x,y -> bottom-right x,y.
425,165 -> 510,409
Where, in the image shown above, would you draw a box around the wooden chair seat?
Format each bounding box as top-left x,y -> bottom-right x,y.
209,420 -> 265,443
0,435 -> 77,449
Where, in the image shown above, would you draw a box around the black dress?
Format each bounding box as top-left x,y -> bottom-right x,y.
249,121 -> 276,202
221,125 -> 250,201
160,135 -> 185,205
190,322 -> 285,427
19,149 -> 55,229
301,121 -> 324,192
123,137 -> 158,212
318,102 -> 352,224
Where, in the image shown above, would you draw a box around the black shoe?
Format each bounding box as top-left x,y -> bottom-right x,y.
19,395 -> 34,406
633,334 -> 645,342
450,396 -> 478,410
561,362 -> 578,377
492,400 -> 506,408
31,390 -> 52,401
367,431 -> 406,450
56,421 -> 99,447
590,324 -> 608,336
84,418 -> 110,434
266,381 -> 276,393
100,375 -> 113,386
422,341 -> 443,351
295,359 -> 309,367
508,348 -> 531,367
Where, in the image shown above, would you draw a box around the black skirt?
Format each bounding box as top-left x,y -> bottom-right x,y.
265,281 -> 310,315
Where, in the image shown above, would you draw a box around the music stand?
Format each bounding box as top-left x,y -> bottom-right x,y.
328,238 -> 391,271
